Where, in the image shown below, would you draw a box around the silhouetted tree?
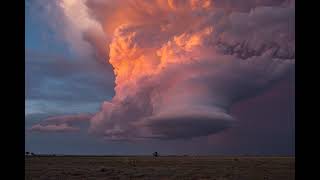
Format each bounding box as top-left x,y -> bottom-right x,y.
153,152 -> 159,157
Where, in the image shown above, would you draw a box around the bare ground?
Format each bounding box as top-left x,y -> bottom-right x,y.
25,156 -> 294,180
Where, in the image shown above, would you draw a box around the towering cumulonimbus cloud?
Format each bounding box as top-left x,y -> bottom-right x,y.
31,0 -> 295,140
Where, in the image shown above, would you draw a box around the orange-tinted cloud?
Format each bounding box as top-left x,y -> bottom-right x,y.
32,0 -> 295,140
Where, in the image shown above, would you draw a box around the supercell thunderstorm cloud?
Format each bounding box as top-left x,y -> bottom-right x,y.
31,0 -> 295,141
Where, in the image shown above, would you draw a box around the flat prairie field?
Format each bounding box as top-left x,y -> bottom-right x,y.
25,156 -> 294,180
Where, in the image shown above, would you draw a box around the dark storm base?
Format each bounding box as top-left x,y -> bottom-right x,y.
25,156 -> 294,180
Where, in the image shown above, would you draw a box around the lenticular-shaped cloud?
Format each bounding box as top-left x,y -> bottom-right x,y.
31,123 -> 80,132
30,113 -> 93,133
32,0 -> 294,140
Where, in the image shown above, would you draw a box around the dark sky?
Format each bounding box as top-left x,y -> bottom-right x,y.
25,0 -> 294,155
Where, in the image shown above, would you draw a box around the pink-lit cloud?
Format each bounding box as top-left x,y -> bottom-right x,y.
31,0 -> 295,140
31,124 -> 80,132
30,113 -> 93,133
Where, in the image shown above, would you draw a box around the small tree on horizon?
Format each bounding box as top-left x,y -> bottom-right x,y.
153,152 -> 159,157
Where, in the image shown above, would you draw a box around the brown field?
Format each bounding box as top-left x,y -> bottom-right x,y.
25,156 -> 294,180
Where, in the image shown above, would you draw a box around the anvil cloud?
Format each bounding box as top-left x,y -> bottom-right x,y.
30,0 -> 295,140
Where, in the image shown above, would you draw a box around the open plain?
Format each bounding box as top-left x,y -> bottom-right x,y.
25,156 -> 294,180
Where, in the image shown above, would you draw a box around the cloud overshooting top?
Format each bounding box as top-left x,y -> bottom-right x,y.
29,0 -> 295,141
